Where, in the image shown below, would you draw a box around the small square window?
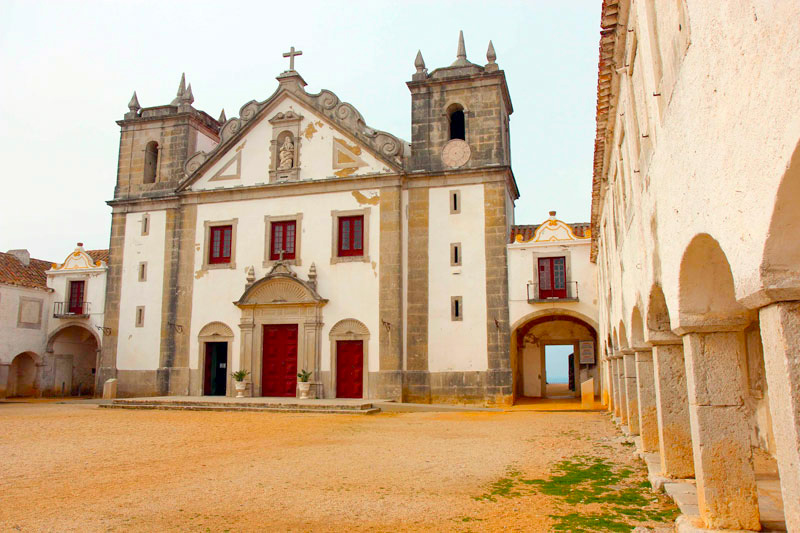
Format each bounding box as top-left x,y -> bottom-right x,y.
270,220 -> 297,260
450,242 -> 462,266
209,225 -> 233,264
451,296 -> 463,321
135,306 -> 145,327
338,215 -> 364,257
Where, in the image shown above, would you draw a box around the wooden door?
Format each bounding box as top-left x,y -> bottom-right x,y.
68,280 -> 85,314
204,342 -> 227,396
262,324 -> 298,397
336,340 -> 363,398
538,257 -> 567,299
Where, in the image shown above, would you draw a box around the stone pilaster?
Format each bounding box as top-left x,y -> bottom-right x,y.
682,329 -> 760,530
652,340 -> 695,478
158,204 -> 197,395
758,301 -> 800,532
97,211 -> 126,390
622,350 -> 639,433
405,187 -> 430,403
0,363 -> 9,398
483,181 -> 512,405
612,356 -> 623,418
377,186 -> 403,400
634,348 -> 659,452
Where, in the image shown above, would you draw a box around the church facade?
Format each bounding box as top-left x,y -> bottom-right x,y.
99,35 -> 527,405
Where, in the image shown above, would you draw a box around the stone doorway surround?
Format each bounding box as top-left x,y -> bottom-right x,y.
328,318 -> 370,399
234,262 -> 326,398
195,321 -> 234,396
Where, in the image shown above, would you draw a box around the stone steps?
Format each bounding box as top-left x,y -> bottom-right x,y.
101,398 -> 380,415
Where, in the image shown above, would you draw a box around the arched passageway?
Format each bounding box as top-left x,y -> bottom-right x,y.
511,311 -> 598,402
47,324 -> 99,396
8,352 -> 38,397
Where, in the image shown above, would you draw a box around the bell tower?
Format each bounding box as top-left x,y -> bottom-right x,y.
113,74 -> 221,200
407,32 -> 513,172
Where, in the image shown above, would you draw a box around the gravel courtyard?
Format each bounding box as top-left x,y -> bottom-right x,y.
0,401 -> 677,532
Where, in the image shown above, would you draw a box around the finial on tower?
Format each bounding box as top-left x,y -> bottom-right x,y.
412,50 -> 428,80
125,91 -> 141,119
171,73 -> 187,105
218,108 -> 227,123
182,83 -> 194,105
451,30 -> 471,67
485,40 -> 498,72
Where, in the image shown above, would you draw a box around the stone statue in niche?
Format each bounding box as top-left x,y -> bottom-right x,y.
279,136 -> 295,169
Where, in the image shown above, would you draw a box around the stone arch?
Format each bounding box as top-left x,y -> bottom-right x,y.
8,352 -> 39,397
47,323 -> 100,396
198,321 -> 234,338
617,320 -> 629,349
143,140 -> 159,184
612,327 -> 619,351
511,308 -> 599,334
758,138 -> 800,305
647,284 -> 672,333
677,233 -> 747,330
630,305 -> 645,348
328,318 -> 370,399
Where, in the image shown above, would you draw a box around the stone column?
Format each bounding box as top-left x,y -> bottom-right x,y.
651,339 -> 695,478
622,350 -> 639,433
603,356 -> 612,407
758,301 -> 800,532
239,319 -> 255,397
634,347 -> 659,452
612,356 -> 623,419
682,328 -> 760,530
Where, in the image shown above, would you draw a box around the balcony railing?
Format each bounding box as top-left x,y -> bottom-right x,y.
53,301 -> 90,317
527,281 -> 579,303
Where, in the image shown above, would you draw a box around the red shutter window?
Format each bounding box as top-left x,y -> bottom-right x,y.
68,280 -> 85,314
338,215 -> 364,257
270,221 -> 296,260
209,225 -> 233,264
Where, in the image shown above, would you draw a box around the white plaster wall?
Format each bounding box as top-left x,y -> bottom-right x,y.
508,240 -> 598,330
190,97 -> 390,191
0,284 -> 50,363
596,1 -> 800,343
427,185 -> 488,372
194,130 -> 218,155
522,343 -> 541,396
46,268 -> 107,341
189,189 -> 381,375
116,210 -> 167,370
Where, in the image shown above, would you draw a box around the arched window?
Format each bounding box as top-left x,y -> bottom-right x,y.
143,141 -> 159,184
448,105 -> 465,140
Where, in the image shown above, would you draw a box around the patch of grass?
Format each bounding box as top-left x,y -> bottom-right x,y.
550,512 -> 633,532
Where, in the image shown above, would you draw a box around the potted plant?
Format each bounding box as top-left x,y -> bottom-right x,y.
231,369 -> 250,398
297,369 -> 313,399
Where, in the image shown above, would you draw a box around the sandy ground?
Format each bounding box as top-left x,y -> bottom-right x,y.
0,400 -> 675,532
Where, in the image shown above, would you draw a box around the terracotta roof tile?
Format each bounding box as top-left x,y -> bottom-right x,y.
0,252 -> 53,290
86,249 -> 109,264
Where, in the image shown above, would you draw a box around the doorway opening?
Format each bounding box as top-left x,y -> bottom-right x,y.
203,342 -> 228,396
544,345 -> 575,398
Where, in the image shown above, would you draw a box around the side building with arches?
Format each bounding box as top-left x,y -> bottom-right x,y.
590,2 -> 800,530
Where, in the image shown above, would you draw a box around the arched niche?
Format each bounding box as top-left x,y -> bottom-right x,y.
645,284 -> 680,344
8,352 -> 40,397
234,269 -> 327,398
630,305 -> 646,349
328,319 -> 370,399
676,233 -> 749,333
46,323 -> 101,396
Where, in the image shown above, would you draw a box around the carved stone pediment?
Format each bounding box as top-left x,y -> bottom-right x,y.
235,271 -> 326,307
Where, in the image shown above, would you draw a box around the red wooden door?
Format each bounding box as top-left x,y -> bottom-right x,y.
262,324 -> 298,397
336,340 -> 363,398
538,257 -> 567,299
69,280 -> 85,314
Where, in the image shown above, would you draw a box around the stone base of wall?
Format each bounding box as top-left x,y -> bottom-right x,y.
430,371 -> 486,404
371,370 -> 403,401
403,370 -> 432,403
485,369 -> 513,406
116,370 -> 160,398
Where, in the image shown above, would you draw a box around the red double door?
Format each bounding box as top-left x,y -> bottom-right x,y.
262,324 -> 298,397
336,340 -> 363,398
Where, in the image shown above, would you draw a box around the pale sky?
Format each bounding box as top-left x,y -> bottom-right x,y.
0,1 -> 599,262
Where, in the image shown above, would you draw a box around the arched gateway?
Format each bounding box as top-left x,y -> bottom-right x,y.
234,263 -> 327,398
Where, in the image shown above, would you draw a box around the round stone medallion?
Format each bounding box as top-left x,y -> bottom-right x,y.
441,139 -> 471,168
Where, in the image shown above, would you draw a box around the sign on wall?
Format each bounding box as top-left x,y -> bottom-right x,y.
579,340 -> 595,364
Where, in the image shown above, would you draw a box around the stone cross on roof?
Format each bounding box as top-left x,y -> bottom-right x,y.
283,46 -> 302,71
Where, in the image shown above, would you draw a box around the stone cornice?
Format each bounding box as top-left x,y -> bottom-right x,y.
406,69 -> 513,115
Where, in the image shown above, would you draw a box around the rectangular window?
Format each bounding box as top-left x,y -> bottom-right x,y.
270,220 -> 296,260
135,306 -> 145,327
138,262 -> 147,282
450,242 -> 462,266
451,296 -> 463,321
209,225 -> 233,264
450,190 -> 461,214
141,214 -> 150,236
338,215 -> 364,257
68,280 -> 85,314
538,257 -> 567,299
